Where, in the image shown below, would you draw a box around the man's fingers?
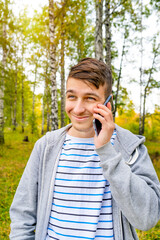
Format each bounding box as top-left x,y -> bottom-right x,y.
93,106 -> 113,121
93,113 -> 106,124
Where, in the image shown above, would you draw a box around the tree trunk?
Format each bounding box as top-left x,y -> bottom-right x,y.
21,44 -> 25,133
114,26 -> 127,118
45,66 -> 51,132
142,87 -> 147,135
0,3 -> 7,144
41,94 -> 45,135
46,80 -> 50,132
104,0 -> 112,70
139,71 -> 143,134
141,41 -> 158,134
95,0 -> 103,61
139,0 -> 143,135
47,109 -> 50,131
61,37 -> 65,127
41,66 -> 48,135
21,75 -> 24,133
60,3 -> 65,127
0,80 -> 5,144
49,0 -> 58,130
13,61 -> 18,131
31,65 -> 37,134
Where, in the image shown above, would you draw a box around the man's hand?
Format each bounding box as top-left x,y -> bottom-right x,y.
93,102 -> 115,149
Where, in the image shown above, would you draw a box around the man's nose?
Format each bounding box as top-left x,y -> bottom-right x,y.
73,100 -> 85,114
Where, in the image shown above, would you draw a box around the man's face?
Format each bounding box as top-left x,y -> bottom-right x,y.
65,77 -> 106,138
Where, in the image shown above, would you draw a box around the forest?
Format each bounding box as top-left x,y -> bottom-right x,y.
0,0 -> 160,239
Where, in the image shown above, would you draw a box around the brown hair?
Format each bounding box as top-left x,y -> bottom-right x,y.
68,58 -> 113,97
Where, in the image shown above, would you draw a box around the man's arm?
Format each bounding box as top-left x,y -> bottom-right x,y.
93,102 -> 160,230
9,141 -> 40,240
96,141 -> 160,231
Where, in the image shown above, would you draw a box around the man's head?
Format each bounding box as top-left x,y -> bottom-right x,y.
67,58 -> 113,98
65,58 -> 113,138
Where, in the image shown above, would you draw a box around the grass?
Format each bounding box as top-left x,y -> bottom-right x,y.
145,140 -> 160,156
137,224 -> 160,240
0,131 -> 160,239
0,131 -> 38,239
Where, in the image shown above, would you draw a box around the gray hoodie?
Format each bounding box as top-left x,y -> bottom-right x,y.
10,124 -> 160,240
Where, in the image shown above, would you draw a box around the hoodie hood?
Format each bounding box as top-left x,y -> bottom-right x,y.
114,124 -> 145,162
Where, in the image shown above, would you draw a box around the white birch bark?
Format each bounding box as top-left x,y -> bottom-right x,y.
95,0 -> 104,61
142,41 -> 159,134
104,0 -> 112,70
114,26 -> 128,118
41,93 -> 45,135
139,0 -> 143,135
0,5 -> 7,144
31,64 -> 37,134
13,61 -> 18,131
60,2 -> 65,127
61,37 -> 65,127
21,45 -> 25,133
21,75 -> 24,133
49,0 -> 58,130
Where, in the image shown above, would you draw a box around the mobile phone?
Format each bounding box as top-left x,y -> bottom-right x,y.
93,95 -> 112,136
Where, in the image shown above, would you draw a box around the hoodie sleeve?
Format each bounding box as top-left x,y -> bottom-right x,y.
96,141 -> 160,231
9,140 -> 41,240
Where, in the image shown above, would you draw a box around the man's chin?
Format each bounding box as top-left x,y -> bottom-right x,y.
69,124 -> 95,137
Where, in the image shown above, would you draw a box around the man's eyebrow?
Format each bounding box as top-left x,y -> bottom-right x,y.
66,89 -> 75,94
66,90 -> 100,98
84,92 -> 100,98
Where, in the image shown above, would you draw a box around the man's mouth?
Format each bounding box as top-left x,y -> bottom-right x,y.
72,115 -> 90,121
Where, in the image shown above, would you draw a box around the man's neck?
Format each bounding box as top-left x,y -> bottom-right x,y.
67,126 -> 95,138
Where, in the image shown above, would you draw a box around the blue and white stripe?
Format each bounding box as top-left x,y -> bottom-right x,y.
46,130 -> 116,240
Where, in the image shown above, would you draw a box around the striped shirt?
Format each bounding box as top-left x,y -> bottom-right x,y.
46,130 -> 117,240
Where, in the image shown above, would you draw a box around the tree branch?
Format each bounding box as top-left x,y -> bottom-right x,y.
102,0 -> 128,24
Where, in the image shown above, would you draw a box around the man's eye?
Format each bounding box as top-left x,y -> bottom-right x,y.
87,97 -> 96,101
67,95 -> 75,99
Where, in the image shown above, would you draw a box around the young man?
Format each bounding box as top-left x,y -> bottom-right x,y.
10,58 -> 160,240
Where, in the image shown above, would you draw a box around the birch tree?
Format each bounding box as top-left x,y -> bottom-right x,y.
95,0 -> 103,61
60,0 -> 66,127
30,7 -> 51,133
142,38 -> 160,134
114,25 -> 129,118
13,60 -> 18,131
41,91 -> 45,135
21,70 -> 25,132
31,62 -> 38,134
17,11 -> 31,133
49,0 -> 58,130
139,0 -> 143,135
96,0 -> 134,71
104,0 -> 111,69
0,0 -> 8,144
